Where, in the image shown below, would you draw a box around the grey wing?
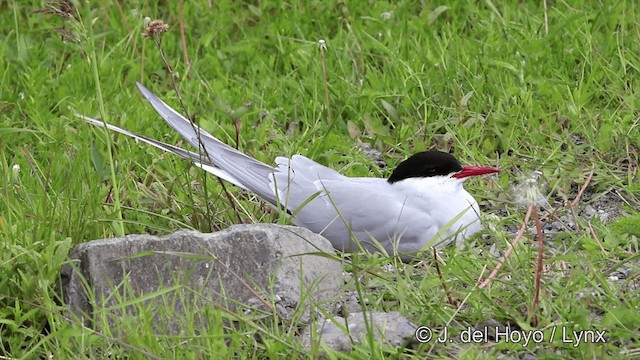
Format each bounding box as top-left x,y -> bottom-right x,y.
136,83 -> 278,203
271,154 -> 347,211
287,178 -> 437,253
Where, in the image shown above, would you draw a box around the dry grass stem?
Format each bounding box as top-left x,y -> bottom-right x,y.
478,205 -> 534,289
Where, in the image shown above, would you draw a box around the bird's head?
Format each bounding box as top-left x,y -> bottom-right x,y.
387,151 -> 500,184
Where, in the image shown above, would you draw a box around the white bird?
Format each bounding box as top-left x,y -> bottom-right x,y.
78,83 -> 500,258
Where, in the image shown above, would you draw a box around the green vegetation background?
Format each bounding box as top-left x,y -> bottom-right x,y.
1,1 -> 638,358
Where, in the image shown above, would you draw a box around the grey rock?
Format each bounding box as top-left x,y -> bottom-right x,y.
583,204 -> 614,222
584,205 -> 598,217
560,215 -> 576,230
338,291 -> 363,316
302,311 -> 417,352
60,224 -> 343,334
356,140 -> 386,168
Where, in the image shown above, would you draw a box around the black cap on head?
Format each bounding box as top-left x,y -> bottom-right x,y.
388,151 -> 462,183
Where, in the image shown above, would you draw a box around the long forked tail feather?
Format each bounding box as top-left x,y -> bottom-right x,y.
134,83 -> 279,204
76,114 -> 249,189
77,83 -> 281,204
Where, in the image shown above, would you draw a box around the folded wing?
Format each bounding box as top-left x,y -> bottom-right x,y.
281,177 -> 440,253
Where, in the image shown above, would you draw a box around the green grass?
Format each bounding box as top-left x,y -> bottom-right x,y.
2,0 -> 639,358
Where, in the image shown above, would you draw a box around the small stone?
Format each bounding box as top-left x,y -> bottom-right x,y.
338,292 -> 362,316
302,311 -> 417,352
584,205 -> 597,217
356,140 -> 386,168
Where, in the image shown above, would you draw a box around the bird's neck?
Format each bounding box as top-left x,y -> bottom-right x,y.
391,176 -> 464,195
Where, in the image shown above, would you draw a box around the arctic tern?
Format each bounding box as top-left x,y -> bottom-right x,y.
78,83 -> 500,258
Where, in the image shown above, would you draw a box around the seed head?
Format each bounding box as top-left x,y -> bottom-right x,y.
317,39 -> 327,51
513,170 -> 547,207
143,19 -> 169,38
